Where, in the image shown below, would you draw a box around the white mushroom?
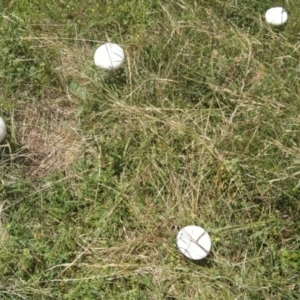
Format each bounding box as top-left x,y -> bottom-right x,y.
94,43 -> 125,70
265,7 -> 288,26
0,117 -> 6,143
177,225 -> 211,260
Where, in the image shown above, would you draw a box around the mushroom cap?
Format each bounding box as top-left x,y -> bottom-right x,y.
265,7 -> 288,26
0,117 -> 6,143
177,225 -> 211,260
94,43 -> 125,70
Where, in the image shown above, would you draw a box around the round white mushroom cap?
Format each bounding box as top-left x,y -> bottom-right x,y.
177,225 -> 211,260
265,7 -> 288,26
0,117 -> 6,143
94,43 -> 125,70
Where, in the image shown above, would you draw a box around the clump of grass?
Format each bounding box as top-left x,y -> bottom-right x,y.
0,0 -> 300,299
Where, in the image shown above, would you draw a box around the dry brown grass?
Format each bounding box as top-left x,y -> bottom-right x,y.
15,99 -> 80,177
13,40 -> 92,177
0,201 -> 9,248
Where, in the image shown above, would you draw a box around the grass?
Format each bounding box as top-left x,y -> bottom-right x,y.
0,0 -> 300,299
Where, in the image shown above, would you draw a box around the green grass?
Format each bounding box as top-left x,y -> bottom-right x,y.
0,0 -> 300,299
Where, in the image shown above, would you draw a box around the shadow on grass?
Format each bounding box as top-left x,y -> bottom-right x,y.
104,67 -> 127,87
191,256 -> 214,268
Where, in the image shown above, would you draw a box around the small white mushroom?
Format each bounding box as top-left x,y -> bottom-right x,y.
94,43 -> 125,70
177,225 -> 211,260
0,117 -> 6,143
265,7 -> 288,26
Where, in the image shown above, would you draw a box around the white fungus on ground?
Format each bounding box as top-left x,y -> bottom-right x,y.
265,7 -> 288,26
176,225 -> 211,260
94,43 -> 125,70
0,117 -> 6,143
